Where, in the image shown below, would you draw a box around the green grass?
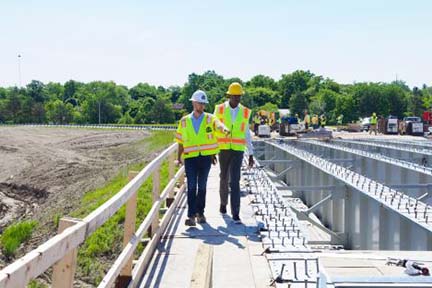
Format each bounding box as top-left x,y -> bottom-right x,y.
1,221 -> 37,258
27,280 -> 48,288
69,130 -> 174,285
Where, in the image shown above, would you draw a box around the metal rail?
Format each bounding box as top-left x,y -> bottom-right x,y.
301,139 -> 432,176
336,139 -> 432,157
0,123 -> 177,131
269,141 -> 432,232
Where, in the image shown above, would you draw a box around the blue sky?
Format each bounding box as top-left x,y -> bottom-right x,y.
1,0 -> 431,88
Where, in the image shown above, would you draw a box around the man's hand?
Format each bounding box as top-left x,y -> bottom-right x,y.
211,155 -> 218,165
175,158 -> 182,166
248,155 -> 254,168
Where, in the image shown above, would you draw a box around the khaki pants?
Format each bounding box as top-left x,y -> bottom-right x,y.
369,124 -> 377,135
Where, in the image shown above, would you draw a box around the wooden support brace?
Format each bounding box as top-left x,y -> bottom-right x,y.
115,171 -> 139,288
167,152 -> 176,207
149,168 -> 160,237
52,217 -> 81,288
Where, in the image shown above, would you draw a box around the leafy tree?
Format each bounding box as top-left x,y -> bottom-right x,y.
289,92 -> 308,117
168,86 -> 182,103
407,87 -> 424,116
352,83 -> 390,117
129,83 -> 159,100
309,89 -> 340,122
146,96 -> 175,123
64,80 -> 83,102
44,82 -> 65,102
3,89 -> 23,123
134,98 -> 156,124
26,80 -> 47,103
45,100 -> 75,124
247,87 -> 279,108
246,75 -> 277,90
118,111 -> 134,124
391,80 -> 410,92
279,70 -> 314,108
258,102 -> 279,112
77,81 -> 127,123
335,93 -> 359,123
383,84 -> 408,118
0,87 -> 7,100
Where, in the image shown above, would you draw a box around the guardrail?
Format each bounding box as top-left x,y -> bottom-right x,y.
0,143 -> 185,288
0,123 -> 177,130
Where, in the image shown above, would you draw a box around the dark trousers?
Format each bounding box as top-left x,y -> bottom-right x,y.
184,155 -> 212,218
218,150 -> 244,217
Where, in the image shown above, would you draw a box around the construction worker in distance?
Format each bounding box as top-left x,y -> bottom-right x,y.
214,82 -> 254,224
253,113 -> 260,136
312,114 -> 319,129
304,111 -> 310,130
337,114 -> 344,131
370,112 -> 378,135
175,90 -> 229,226
320,114 -> 327,128
337,114 -> 343,125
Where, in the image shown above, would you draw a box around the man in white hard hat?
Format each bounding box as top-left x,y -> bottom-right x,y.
175,90 -> 228,226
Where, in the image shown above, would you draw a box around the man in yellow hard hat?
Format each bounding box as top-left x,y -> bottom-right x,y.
312,114 -> 319,129
175,90 -> 228,226
214,82 -> 253,224
304,111 -> 310,130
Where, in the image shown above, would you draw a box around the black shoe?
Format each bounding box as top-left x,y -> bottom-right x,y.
219,205 -> 227,214
232,215 -> 242,224
185,217 -> 196,226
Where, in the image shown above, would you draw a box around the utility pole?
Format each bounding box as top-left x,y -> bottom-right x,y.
98,101 -> 101,124
17,54 -> 22,87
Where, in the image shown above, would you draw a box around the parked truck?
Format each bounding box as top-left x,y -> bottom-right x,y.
399,116 -> 423,136
384,115 -> 399,134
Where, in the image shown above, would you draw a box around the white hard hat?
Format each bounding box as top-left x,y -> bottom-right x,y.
189,90 -> 209,104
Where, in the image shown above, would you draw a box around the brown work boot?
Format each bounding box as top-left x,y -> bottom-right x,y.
185,216 -> 196,226
196,214 -> 207,224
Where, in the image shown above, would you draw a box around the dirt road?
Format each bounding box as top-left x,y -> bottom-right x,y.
0,127 -> 156,247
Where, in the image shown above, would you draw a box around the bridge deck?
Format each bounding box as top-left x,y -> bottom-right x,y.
140,164 -> 272,288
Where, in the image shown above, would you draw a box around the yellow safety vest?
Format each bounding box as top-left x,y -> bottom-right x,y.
371,116 -> 377,125
320,116 -> 326,125
175,112 -> 219,159
254,116 -> 260,124
214,102 -> 251,152
304,115 -> 311,124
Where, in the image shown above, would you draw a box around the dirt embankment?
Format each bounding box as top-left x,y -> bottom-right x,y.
0,127 -> 156,262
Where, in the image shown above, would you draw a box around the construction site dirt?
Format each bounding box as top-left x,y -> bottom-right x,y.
0,126 -> 156,265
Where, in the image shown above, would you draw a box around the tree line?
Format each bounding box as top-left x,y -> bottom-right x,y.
0,70 -> 431,125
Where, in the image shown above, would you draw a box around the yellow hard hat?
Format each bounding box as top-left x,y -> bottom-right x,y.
373,112 -> 376,116
226,82 -> 244,96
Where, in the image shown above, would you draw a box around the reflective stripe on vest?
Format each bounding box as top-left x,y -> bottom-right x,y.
217,137 -> 246,144
183,143 -> 219,153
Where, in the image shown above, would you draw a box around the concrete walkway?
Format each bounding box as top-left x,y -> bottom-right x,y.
140,164 -> 271,288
